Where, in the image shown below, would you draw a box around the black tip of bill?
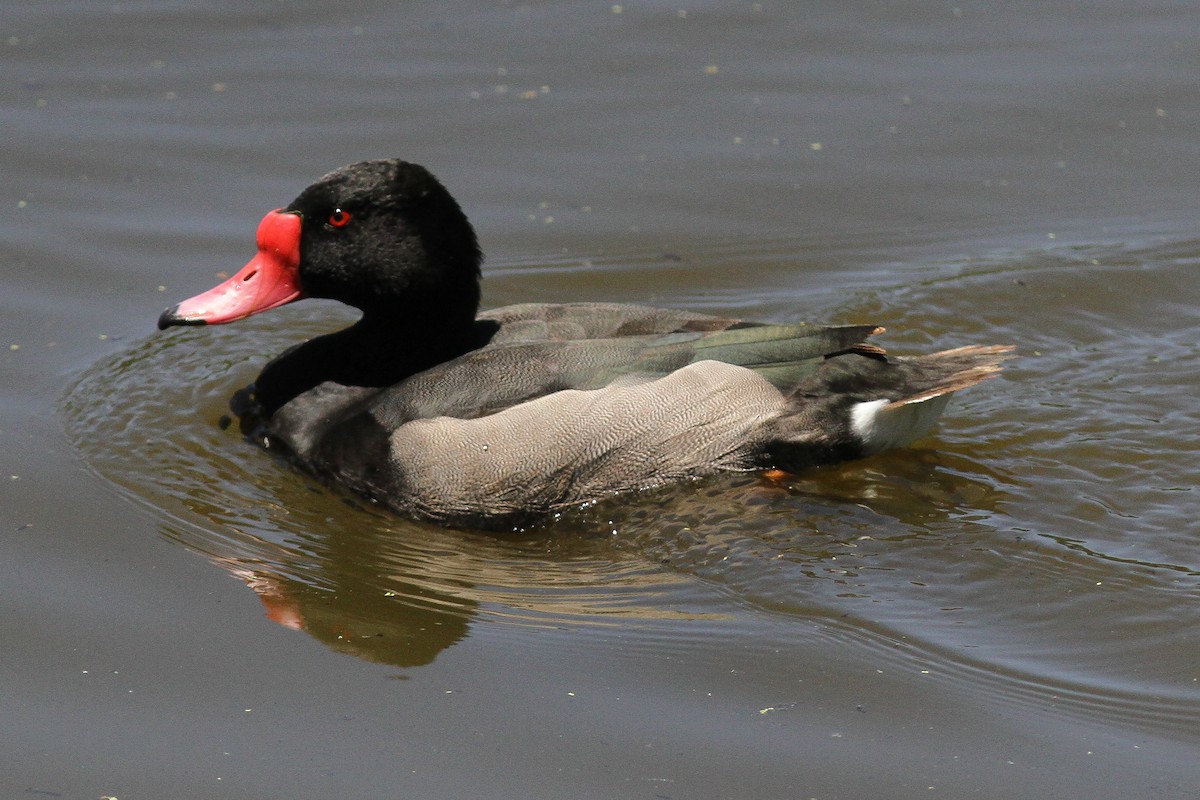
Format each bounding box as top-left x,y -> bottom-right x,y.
157,305 -> 206,331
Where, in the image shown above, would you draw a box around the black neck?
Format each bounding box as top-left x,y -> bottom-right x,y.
252,309 -> 486,417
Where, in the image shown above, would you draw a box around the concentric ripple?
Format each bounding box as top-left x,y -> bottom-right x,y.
61,242 -> 1200,741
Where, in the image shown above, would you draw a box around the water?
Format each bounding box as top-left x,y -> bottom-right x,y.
5,2 -> 1199,798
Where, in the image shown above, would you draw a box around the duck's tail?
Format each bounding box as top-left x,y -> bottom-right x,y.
580,320 -> 1013,469
763,342 -> 1016,470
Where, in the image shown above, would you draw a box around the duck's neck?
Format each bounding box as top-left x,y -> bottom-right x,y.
252,307 -> 484,417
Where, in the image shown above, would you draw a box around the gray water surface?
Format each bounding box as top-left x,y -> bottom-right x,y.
5,3 -> 1199,798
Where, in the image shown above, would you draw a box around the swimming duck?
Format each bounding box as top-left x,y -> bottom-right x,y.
158,159 -> 1013,528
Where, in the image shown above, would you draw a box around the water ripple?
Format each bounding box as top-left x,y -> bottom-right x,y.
61,238 -> 1200,738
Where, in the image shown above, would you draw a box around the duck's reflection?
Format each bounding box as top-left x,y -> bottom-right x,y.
220,559 -> 472,668
155,483 -> 719,668
152,441 -> 1010,669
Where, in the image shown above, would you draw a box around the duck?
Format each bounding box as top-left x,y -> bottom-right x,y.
158,159 -> 1013,529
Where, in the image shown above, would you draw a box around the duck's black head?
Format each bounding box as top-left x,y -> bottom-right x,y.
287,160 -> 482,322
158,159 -> 483,332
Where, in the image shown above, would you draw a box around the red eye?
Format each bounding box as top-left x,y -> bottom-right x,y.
327,208 -> 351,228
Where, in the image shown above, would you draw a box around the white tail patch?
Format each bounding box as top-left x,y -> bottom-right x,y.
849,393 -> 952,453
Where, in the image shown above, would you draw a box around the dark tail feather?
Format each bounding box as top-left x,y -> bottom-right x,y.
765,343 -> 1016,470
